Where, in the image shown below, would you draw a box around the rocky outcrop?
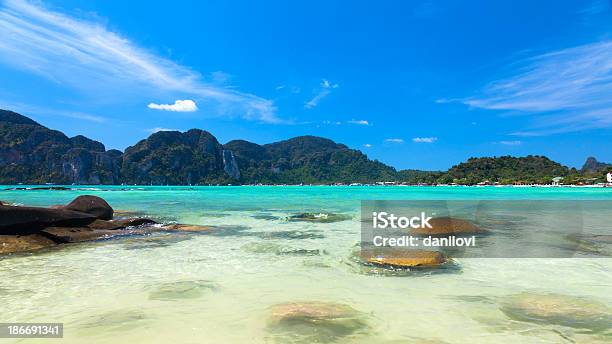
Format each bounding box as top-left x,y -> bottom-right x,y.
581,157 -> 612,173
0,204 -> 97,234
0,234 -> 58,254
222,149 -> 240,180
0,195 -> 214,255
64,195 -> 113,220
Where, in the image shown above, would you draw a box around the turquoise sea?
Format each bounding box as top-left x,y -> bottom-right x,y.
1,186 -> 611,343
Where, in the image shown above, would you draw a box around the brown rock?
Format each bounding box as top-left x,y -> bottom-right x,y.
0,234 -> 58,254
411,217 -> 484,236
162,224 -> 213,232
65,195 -> 113,220
41,227 -> 116,243
0,204 -> 97,234
360,249 -> 446,268
41,225 -> 157,244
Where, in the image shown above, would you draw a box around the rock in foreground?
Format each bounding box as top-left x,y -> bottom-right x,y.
500,293 -> 611,332
0,205 -> 97,234
0,196 -> 215,255
64,195 -> 113,220
411,217 -> 485,236
0,234 -> 58,254
268,301 -> 368,343
359,249 -> 447,268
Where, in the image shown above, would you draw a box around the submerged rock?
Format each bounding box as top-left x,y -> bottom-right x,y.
241,242 -> 286,254
121,233 -> 193,250
359,249 -> 447,268
148,280 -> 217,301
567,234 -> 612,246
252,213 -> 280,220
241,242 -> 323,256
411,217 -> 485,236
565,234 -> 612,256
79,309 -> 148,332
162,224 -> 213,232
500,293 -> 612,332
256,230 -> 325,240
287,213 -> 351,223
277,248 -> 323,256
268,301 -> 368,343
64,195 -> 113,220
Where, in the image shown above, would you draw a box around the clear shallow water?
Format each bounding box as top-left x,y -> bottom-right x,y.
1,186 -> 611,343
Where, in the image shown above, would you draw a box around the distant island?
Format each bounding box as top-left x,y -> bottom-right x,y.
0,109 -> 610,186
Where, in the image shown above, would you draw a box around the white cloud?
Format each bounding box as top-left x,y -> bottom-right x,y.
0,0 -> 279,122
462,40 -> 612,135
497,140 -> 522,146
148,99 -> 198,112
347,119 -> 370,125
412,137 -> 437,143
305,79 -> 339,109
385,138 -> 404,143
363,143 -> 372,148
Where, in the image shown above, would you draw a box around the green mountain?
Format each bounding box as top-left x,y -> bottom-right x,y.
120,129 -> 234,185
226,136 -> 397,184
435,155 -> 572,185
0,109 -> 121,184
0,110 -> 396,185
0,109 -> 605,185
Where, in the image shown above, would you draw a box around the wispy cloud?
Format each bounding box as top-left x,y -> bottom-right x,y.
363,143 -> 372,148
347,119 -> 370,126
146,127 -> 181,133
412,137 -> 437,143
385,138 -> 404,143
496,140 -> 522,146
0,100 -> 106,122
305,79 -> 339,109
578,0 -> 610,15
0,0 -> 279,122
148,99 -> 198,112
462,40 -> 612,135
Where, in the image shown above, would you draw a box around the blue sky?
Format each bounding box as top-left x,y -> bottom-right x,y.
1,0 -> 611,170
